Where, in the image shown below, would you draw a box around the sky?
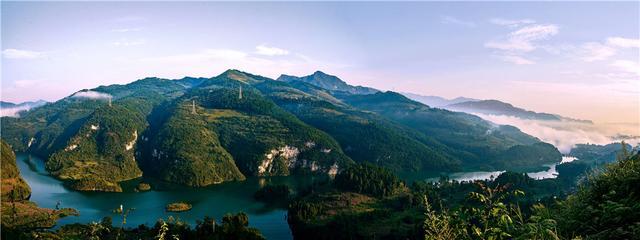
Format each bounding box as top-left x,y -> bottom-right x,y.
2,2 -> 639,125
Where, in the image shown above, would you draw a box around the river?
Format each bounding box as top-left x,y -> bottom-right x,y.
16,153 -> 306,240
16,153 -> 577,239
404,156 -> 578,183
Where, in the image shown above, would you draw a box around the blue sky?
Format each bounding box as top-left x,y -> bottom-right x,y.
2,2 -> 639,124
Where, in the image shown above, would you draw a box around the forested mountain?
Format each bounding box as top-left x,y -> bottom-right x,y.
404,93 -> 592,123
445,99 -> 593,123
338,92 -> 560,170
401,92 -> 477,107
1,70 -> 561,191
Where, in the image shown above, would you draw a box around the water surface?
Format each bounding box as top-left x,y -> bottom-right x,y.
16,153 -> 308,240
402,156 -> 578,183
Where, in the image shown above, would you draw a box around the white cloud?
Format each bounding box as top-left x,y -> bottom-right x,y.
498,55 -> 535,65
489,18 -> 536,27
2,49 -> 45,59
486,22 -> 558,65
610,60 -> 640,75
112,39 -> 146,47
14,80 -> 38,88
111,28 -> 142,33
72,90 -> 112,99
607,37 -> 640,48
580,42 -> 617,62
255,45 -> 290,56
486,24 -> 559,52
0,105 -> 32,117
441,16 -> 475,27
475,113 -> 639,153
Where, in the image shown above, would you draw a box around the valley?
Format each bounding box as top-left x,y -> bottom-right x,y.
1,70 -> 636,240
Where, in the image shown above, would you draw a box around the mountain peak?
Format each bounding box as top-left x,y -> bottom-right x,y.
278,71 -> 378,95
312,70 -> 330,76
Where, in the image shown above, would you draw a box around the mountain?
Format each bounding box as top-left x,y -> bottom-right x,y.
0,69 -> 562,191
0,100 -> 48,117
569,142 -> 633,164
402,93 -> 478,107
404,93 -> 592,123
446,100 -> 562,121
338,91 -> 560,170
277,71 -> 378,95
445,99 -> 593,123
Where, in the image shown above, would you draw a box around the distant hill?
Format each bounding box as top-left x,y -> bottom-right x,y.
277,71 -> 378,95
570,142 -> 634,164
446,100 -> 561,121
401,93 -> 477,107
403,93 -> 592,123
0,100 -> 48,117
445,100 -> 592,123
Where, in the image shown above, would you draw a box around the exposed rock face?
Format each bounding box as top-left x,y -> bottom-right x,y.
328,163 -> 339,176
259,146 -> 300,175
125,130 -> 138,151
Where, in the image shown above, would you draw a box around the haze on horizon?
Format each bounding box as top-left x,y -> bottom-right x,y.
2,2 -> 639,126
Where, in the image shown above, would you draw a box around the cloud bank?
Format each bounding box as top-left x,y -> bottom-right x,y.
476,113 -> 640,153
0,106 -> 32,117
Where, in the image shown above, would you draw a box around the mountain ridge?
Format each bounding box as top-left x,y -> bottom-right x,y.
1,69 -> 562,191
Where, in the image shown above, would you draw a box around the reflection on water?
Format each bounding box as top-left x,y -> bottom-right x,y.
407,156 -> 578,183
16,153 -> 305,240
526,156 -> 577,180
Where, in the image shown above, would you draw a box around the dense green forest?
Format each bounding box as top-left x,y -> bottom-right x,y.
1,70 -> 563,191
287,143 -> 639,240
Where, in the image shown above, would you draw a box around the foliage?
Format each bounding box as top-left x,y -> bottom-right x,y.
334,163 -> 405,197
257,81 -> 460,172
340,91 -> 562,171
554,153 -> 640,239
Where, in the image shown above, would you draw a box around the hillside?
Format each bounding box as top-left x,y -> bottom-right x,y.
339,92 -> 561,170
1,140 -> 77,229
1,69 -> 563,191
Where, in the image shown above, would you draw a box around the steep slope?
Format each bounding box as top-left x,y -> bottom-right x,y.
278,71 -> 378,95
141,100 -> 246,186
1,140 -> 77,229
1,140 -> 31,201
196,86 -> 350,176
339,91 -> 561,170
1,79 -> 188,191
256,80 -> 461,172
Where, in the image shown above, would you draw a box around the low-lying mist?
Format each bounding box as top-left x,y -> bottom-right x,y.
71,90 -> 112,99
0,105 -> 32,117
476,113 -> 640,153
